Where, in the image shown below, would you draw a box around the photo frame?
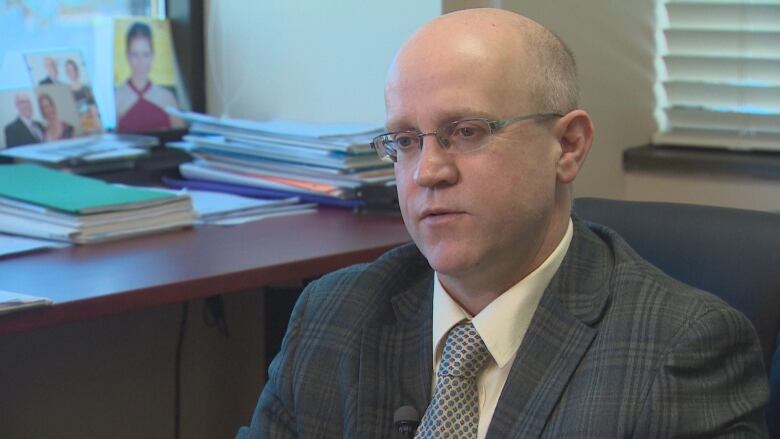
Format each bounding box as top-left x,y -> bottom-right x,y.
0,88 -> 44,149
24,50 -> 103,135
113,17 -> 188,134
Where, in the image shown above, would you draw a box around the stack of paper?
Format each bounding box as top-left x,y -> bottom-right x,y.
0,289 -> 52,316
185,190 -> 316,226
0,134 -> 159,174
0,164 -> 195,244
165,110 -> 398,211
0,233 -> 70,258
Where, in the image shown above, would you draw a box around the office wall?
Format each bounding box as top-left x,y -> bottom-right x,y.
204,0 -> 441,124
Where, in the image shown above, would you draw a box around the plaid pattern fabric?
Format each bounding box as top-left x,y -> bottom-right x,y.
416,321 -> 491,438
238,219 -> 769,439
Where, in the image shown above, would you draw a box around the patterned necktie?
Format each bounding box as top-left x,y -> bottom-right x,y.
415,321 -> 491,439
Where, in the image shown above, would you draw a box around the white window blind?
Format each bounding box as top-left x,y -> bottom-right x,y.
653,0 -> 780,151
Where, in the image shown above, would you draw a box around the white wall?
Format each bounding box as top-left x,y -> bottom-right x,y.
205,0 -> 441,124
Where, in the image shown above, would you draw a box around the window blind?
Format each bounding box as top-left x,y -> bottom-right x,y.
653,0 -> 780,151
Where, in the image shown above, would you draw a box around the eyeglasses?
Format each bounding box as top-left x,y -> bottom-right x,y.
370,112 -> 564,163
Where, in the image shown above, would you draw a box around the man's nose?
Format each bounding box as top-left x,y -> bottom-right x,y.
413,134 -> 459,188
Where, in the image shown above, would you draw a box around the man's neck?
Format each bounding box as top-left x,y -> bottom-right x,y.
438,208 -> 571,316
438,254 -> 542,315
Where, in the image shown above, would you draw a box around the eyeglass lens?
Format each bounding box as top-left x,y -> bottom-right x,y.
381,119 -> 493,161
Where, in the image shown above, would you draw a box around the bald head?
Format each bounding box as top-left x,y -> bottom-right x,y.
387,8 -> 578,117
14,92 -> 33,119
43,56 -> 58,80
385,9 -> 594,302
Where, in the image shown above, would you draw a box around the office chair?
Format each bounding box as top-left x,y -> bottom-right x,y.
573,197 -> 780,435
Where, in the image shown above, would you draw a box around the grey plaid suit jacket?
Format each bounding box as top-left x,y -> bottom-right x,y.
237,219 -> 769,438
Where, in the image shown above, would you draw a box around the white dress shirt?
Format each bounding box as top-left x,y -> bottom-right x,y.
20,116 -> 43,141
430,219 -> 573,439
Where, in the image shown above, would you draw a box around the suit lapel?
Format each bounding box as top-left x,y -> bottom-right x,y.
486,292 -> 597,438
486,219 -> 613,439
356,266 -> 434,438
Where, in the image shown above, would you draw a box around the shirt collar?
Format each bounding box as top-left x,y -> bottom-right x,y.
432,219 -> 574,368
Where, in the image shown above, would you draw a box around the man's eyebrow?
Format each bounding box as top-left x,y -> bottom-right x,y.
440,108 -> 495,121
385,115 -> 423,133
384,119 -> 412,133
385,109 -> 496,132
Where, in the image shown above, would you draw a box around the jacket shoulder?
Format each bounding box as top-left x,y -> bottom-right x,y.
591,221 -> 738,319
300,242 -> 431,322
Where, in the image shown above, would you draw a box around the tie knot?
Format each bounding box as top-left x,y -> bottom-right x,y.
438,321 -> 490,378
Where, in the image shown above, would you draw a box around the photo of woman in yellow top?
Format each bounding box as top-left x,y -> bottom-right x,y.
114,21 -> 184,133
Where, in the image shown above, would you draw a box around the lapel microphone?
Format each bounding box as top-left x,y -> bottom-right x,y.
394,405 -> 420,439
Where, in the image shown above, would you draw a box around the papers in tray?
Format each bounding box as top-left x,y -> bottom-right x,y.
168,109 -> 384,154
0,164 -> 194,244
179,161 -> 354,199
179,134 -> 387,172
0,134 -> 158,174
165,111 -> 398,212
162,176 -> 365,209
185,148 -> 394,183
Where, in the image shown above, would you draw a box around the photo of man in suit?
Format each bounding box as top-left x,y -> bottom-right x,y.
237,9 -> 769,438
3,92 -> 44,148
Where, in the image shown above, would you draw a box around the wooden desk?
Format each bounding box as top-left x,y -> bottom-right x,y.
0,208 -> 410,336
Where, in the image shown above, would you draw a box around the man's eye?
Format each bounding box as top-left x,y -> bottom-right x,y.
452,123 -> 487,139
393,134 -> 417,149
458,127 -> 476,137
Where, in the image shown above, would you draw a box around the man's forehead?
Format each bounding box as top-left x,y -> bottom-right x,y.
384,54 -> 530,130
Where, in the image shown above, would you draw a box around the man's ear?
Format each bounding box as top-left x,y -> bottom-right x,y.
554,109 -> 594,184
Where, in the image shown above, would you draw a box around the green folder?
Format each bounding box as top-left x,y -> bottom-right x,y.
0,163 -> 176,214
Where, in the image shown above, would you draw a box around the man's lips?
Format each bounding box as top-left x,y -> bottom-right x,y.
419,208 -> 465,221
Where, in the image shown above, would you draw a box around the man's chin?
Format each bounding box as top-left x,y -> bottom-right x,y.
421,245 -> 478,278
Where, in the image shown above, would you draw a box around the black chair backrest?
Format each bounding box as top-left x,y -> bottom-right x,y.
574,197 -> 780,367
574,197 -> 780,435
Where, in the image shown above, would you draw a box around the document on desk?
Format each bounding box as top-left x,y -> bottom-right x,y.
0,233 -> 70,258
0,134 -> 158,174
0,134 -> 155,164
0,163 -> 180,214
0,164 -> 195,244
172,189 -> 318,226
167,108 -> 384,154
0,289 -> 53,316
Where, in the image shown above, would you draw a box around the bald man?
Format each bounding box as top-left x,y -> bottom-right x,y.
3,92 -> 44,147
237,9 -> 768,438
39,56 -> 61,85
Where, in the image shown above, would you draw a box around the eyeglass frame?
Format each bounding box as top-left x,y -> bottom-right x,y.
370,111 -> 565,162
